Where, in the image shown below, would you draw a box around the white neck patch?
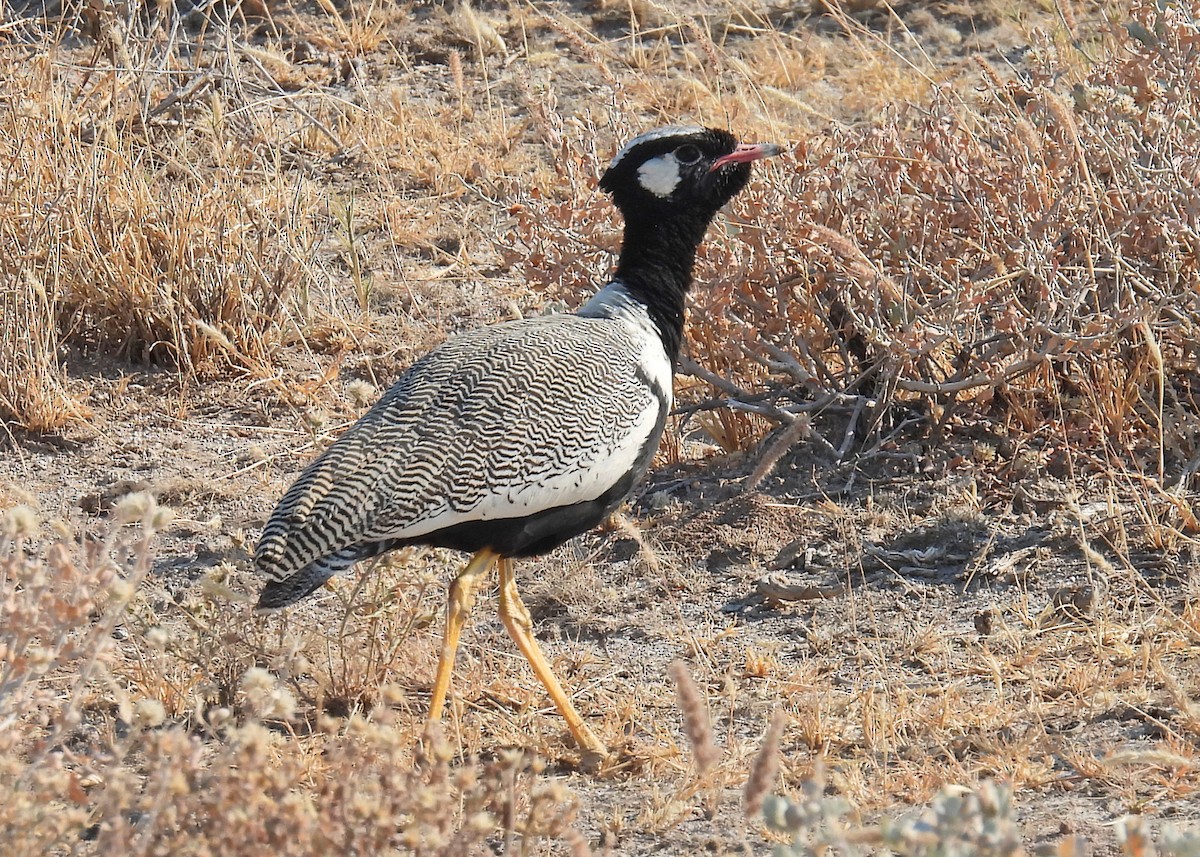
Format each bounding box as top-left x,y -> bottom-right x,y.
637,154 -> 681,198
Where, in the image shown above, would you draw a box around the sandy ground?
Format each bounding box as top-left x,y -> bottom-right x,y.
5,0 -> 1200,853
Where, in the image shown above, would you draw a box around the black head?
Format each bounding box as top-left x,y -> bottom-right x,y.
599,126 -> 780,217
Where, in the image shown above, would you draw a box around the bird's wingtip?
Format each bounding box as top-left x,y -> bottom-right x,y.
254,560 -> 342,612
254,581 -> 300,613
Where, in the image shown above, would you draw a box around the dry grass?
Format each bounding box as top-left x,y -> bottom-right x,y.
4,506 -> 1198,852
0,270 -> 85,434
0,49 -> 308,390
507,1 -> 1200,486
3,0 -> 1200,853
1,500 -> 579,854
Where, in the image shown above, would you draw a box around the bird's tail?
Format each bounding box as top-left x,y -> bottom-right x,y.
255,546 -> 366,611
254,540 -> 404,612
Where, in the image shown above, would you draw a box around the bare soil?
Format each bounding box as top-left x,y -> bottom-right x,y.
4,0 -> 1199,854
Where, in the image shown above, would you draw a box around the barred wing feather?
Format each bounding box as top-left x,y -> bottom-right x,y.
254,314 -> 666,583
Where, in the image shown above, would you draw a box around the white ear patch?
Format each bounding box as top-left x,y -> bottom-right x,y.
637,154 -> 681,197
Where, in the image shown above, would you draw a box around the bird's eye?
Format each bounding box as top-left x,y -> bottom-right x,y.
674,144 -> 702,165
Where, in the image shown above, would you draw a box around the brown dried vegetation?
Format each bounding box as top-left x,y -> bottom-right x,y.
3,0 -> 1200,854
507,4 -> 1200,481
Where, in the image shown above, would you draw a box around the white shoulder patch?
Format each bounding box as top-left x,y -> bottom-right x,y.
637,154 -> 681,198
577,282 -> 673,404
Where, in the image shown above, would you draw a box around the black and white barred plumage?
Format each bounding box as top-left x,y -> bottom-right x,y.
255,301 -> 669,607
255,126 -> 780,610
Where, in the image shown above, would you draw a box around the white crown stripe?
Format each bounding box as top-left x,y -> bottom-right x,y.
608,125 -> 706,170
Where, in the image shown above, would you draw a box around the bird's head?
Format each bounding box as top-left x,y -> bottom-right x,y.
599,126 -> 781,217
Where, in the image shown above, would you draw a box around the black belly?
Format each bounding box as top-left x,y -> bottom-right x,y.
357,398 -> 667,565
258,411 -> 667,610
400,461 -> 641,558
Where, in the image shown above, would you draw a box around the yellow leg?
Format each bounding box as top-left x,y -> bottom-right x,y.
427,549 -> 498,723
496,557 -> 608,756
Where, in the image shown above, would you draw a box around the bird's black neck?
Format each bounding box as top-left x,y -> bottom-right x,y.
613,211 -> 714,362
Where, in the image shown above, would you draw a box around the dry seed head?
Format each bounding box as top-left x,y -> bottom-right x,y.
533,780 -> 565,802
1042,92 -> 1082,155
449,49 -> 464,100
230,721 -> 275,756
240,666 -> 297,720
445,764 -> 474,794
419,720 -> 455,764
27,646 -> 54,667
449,1 -> 508,57
303,409 -> 328,430
973,56 -> 1007,96
7,486 -> 37,506
133,698 -> 166,729
241,666 -> 276,695
193,319 -> 234,353
668,660 -> 720,774
744,708 -> 786,819
378,683 -> 406,705
745,416 -> 810,492
113,490 -> 156,525
270,650 -> 313,678
1013,115 -> 1044,156
346,379 -> 378,407
199,572 -> 242,601
151,505 -> 175,530
466,811 -> 495,834
2,505 -> 39,538
108,579 -> 135,602
498,747 -> 525,770
679,13 -> 722,69
1059,0 -> 1078,35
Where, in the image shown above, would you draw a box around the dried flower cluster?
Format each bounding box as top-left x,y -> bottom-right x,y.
1,520 -> 578,855
758,771 -> 1200,857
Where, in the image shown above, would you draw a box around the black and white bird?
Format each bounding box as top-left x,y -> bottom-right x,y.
254,126 -> 780,756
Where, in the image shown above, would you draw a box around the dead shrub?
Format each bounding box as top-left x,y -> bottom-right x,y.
501,3 -> 1200,483
0,505 -> 577,855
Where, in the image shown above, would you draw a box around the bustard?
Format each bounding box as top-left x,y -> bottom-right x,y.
254,126 -> 780,757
